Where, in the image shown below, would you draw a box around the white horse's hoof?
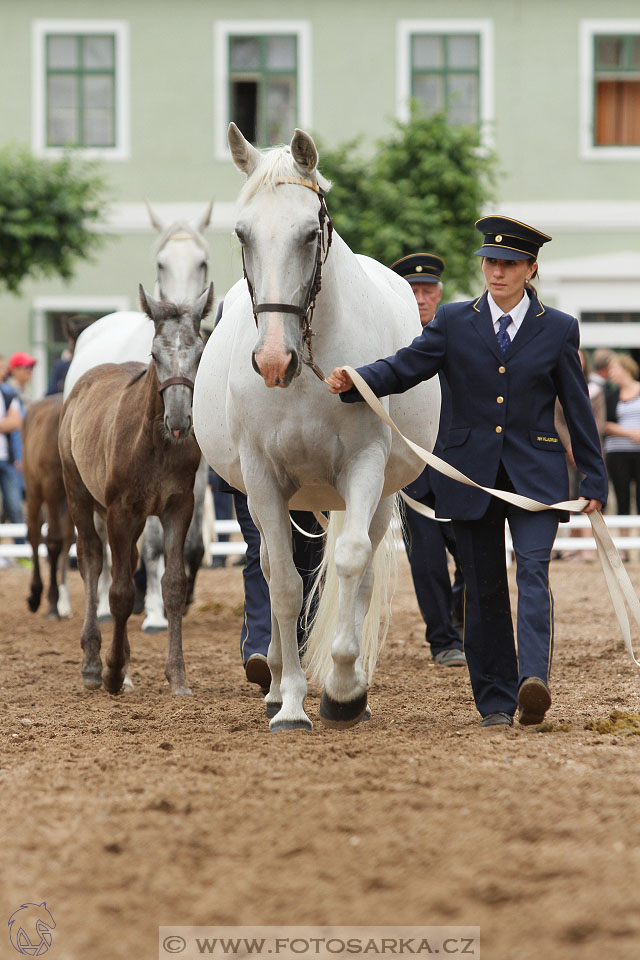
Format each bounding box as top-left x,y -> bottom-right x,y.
122,674 -> 135,692
171,685 -> 193,696
142,615 -> 168,634
319,691 -> 368,728
269,715 -> 313,733
57,586 -> 72,619
265,700 -> 282,719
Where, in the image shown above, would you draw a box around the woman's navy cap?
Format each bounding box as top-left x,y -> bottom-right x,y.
474,216 -> 552,261
390,252 -> 445,283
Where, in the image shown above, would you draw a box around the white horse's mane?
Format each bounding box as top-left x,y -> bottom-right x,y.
239,144 -> 332,207
152,220 -> 209,259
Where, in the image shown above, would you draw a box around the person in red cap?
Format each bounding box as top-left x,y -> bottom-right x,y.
0,367 -> 25,545
6,352 -> 36,410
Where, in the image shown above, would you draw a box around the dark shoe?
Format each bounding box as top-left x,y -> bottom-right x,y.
433,647 -> 467,667
517,676 -> 552,725
245,653 -> 271,690
480,711 -> 513,727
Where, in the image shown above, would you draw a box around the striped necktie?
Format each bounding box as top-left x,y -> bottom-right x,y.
496,315 -> 512,357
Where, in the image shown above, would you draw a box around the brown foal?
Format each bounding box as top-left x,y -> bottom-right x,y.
22,394 -> 75,618
58,284 -> 213,695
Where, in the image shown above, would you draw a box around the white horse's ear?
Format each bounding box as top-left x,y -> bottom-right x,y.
193,200 -> 213,233
228,122 -> 261,176
291,129 -> 318,174
139,284 -> 164,323
145,200 -> 165,233
193,282 -> 214,330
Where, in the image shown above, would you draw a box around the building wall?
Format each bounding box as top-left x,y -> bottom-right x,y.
1,0 -> 639,396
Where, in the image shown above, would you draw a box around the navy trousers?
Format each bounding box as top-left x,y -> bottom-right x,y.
233,492 -> 324,663
402,507 -> 463,656
452,482 -> 559,718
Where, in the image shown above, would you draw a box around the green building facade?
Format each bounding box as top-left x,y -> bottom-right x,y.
1,0 -> 639,396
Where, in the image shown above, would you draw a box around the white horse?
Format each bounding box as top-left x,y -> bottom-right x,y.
64,202 -> 213,631
193,125 -> 440,732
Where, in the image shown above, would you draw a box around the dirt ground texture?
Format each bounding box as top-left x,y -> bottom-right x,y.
1,552 -> 640,960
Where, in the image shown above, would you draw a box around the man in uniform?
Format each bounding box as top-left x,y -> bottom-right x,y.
391,253 -> 466,667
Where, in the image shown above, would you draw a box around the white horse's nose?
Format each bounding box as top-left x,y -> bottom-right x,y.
253,347 -> 294,387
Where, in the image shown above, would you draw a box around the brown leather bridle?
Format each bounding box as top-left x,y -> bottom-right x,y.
241,176 -> 333,382
157,376 -> 195,394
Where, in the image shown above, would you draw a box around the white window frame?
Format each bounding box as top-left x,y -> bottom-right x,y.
31,295 -> 130,397
396,19 -> 494,148
579,19 -> 640,161
214,20 -> 312,161
32,19 -> 130,160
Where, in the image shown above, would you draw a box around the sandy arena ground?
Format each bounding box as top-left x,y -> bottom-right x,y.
1,551 -> 640,960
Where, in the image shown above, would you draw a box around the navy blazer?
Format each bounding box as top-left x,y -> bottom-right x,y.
403,371 -> 451,507
342,290 -> 608,521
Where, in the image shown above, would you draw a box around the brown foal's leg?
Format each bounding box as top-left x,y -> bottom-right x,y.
26,487 -> 44,614
72,494 -> 104,689
103,506 -> 142,695
44,500 -> 63,618
161,495 -> 194,695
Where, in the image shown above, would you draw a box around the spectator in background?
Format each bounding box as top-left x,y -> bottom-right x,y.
46,316 -> 96,396
0,375 -> 25,544
591,348 -> 615,395
5,353 -> 36,409
604,354 -> 640,556
555,350 -> 607,560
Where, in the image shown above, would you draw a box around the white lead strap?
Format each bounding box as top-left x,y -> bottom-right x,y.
338,364 -> 640,669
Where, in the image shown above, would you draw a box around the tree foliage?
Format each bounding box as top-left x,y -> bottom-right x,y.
0,145 -> 110,294
317,111 -> 498,298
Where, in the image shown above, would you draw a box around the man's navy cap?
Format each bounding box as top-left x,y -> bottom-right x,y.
390,252 -> 444,284
474,216 -> 552,261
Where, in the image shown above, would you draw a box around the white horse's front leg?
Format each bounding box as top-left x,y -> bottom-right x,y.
258,537 -> 284,719
321,449 -> 387,727
141,517 -> 169,634
248,492 -> 310,733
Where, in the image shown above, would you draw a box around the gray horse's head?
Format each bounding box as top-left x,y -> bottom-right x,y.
228,123 -> 331,388
139,283 -> 213,439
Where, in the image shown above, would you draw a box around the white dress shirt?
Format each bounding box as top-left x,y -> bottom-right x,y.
487,291 -> 531,342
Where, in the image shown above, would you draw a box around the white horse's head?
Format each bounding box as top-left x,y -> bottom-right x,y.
229,123 -> 331,388
147,202 -> 213,303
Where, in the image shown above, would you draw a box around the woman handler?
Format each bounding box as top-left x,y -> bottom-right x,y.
327,217 -> 608,728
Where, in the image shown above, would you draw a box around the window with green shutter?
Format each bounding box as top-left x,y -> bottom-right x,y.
229,35 -> 297,146
411,33 -> 480,126
46,33 -> 116,148
593,34 -> 640,146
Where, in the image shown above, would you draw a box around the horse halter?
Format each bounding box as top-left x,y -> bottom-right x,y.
157,376 -> 195,394
241,176 -> 334,382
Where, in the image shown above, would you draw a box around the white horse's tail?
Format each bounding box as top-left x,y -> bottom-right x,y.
301,496 -> 401,686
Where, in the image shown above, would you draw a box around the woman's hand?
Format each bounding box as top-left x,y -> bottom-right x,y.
580,497 -> 603,514
326,368 -> 354,394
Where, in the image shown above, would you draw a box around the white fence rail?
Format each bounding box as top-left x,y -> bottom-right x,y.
0,520 -> 246,560
2,516 -> 640,561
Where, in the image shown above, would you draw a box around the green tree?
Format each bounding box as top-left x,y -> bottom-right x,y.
317,110 -> 498,298
0,145 -> 110,294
